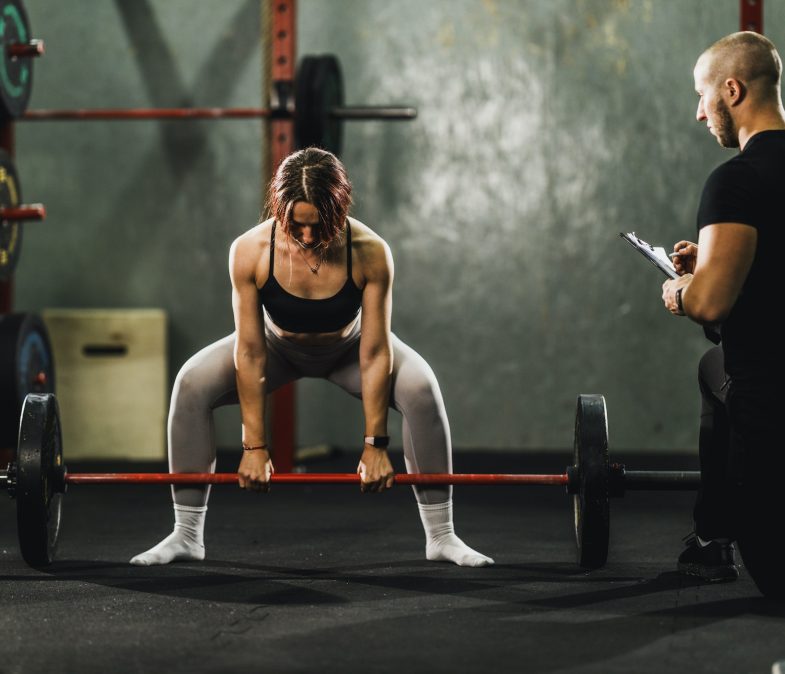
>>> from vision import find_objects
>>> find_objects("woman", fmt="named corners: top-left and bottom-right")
top-left (131, 148), bottom-right (493, 568)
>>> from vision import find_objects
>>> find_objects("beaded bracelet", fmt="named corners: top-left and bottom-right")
top-left (242, 443), bottom-right (268, 451)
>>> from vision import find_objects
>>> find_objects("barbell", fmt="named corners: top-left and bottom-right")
top-left (17, 53), bottom-right (416, 157)
top-left (0, 392), bottom-right (701, 568)
top-left (0, 2), bottom-right (414, 156)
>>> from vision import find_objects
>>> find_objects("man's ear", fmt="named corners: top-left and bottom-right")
top-left (725, 77), bottom-right (747, 106)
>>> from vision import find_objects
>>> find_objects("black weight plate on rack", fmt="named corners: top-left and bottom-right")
top-left (16, 392), bottom-right (63, 565)
top-left (0, 0), bottom-right (34, 119)
top-left (0, 148), bottom-right (22, 280)
top-left (0, 312), bottom-right (55, 448)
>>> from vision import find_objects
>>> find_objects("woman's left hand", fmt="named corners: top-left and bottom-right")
top-left (357, 445), bottom-right (395, 493)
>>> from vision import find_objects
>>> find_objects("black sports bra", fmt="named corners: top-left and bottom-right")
top-left (258, 223), bottom-right (363, 333)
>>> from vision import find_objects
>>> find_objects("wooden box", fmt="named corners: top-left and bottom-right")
top-left (41, 309), bottom-right (167, 460)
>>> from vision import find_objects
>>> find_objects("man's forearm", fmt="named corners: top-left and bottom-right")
top-left (680, 276), bottom-right (730, 325)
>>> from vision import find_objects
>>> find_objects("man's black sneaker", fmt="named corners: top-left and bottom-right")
top-left (677, 532), bottom-right (739, 582)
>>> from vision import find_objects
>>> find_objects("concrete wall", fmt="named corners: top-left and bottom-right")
top-left (13, 1), bottom-right (779, 455)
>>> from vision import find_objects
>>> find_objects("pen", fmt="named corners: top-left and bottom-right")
top-left (669, 251), bottom-right (691, 258)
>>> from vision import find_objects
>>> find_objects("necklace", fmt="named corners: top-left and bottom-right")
top-left (297, 246), bottom-right (325, 274)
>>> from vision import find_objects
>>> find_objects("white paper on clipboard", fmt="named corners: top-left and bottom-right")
top-left (619, 232), bottom-right (679, 280)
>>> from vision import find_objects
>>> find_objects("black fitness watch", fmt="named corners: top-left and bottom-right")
top-left (364, 435), bottom-right (390, 448)
top-left (676, 287), bottom-right (685, 315)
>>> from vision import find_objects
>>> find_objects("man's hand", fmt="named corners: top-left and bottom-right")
top-left (238, 448), bottom-right (274, 492)
top-left (671, 240), bottom-right (698, 275)
top-left (662, 274), bottom-right (692, 316)
top-left (357, 445), bottom-right (395, 493)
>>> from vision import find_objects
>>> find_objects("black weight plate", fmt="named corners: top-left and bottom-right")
top-left (573, 394), bottom-right (610, 569)
top-left (16, 392), bottom-right (63, 565)
top-left (295, 54), bottom-right (344, 155)
top-left (294, 55), bottom-right (317, 150)
top-left (0, 0), bottom-right (34, 119)
top-left (0, 312), bottom-right (55, 448)
top-left (0, 148), bottom-right (22, 280)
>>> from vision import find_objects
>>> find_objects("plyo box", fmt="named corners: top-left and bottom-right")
top-left (42, 308), bottom-right (168, 460)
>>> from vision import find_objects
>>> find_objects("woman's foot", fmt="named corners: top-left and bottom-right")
top-left (130, 504), bottom-right (206, 566)
top-left (418, 500), bottom-right (494, 567)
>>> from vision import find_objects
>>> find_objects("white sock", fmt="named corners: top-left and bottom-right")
top-left (418, 500), bottom-right (494, 567)
top-left (129, 504), bottom-right (207, 566)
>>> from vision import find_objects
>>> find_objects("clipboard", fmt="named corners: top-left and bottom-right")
top-left (619, 232), bottom-right (679, 280)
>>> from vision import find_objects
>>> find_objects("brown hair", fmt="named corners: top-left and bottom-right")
top-left (701, 31), bottom-right (782, 101)
top-left (265, 147), bottom-right (353, 247)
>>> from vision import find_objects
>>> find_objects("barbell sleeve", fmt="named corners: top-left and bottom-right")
top-left (64, 472), bottom-right (570, 486)
top-left (0, 204), bottom-right (47, 221)
top-left (622, 470), bottom-right (701, 490)
top-left (7, 40), bottom-right (45, 58)
top-left (329, 106), bottom-right (417, 120)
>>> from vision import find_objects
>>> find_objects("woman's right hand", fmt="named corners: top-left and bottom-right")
top-left (671, 240), bottom-right (698, 275)
top-left (238, 448), bottom-right (274, 492)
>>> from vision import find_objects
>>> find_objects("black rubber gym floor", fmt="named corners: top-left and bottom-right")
top-left (1, 450), bottom-right (784, 674)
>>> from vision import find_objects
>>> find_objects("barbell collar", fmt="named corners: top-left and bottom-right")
top-left (609, 462), bottom-right (626, 498)
top-left (1, 462), bottom-right (16, 497)
top-left (7, 40), bottom-right (45, 59)
top-left (329, 106), bottom-right (417, 120)
top-left (0, 203), bottom-right (46, 221)
top-left (64, 472), bottom-right (570, 486)
top-left (270, 80), bottom-right (295, 119)
top-left (623, 470), bottom-right (700, 491)
top-left (565, 465), bottom-right (580, 494)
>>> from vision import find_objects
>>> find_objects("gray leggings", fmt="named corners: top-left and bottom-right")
top-left (169, 322), bottom-right (453, 506)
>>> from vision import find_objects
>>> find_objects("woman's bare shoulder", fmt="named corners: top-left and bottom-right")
top-left (348, 218), bottom-right (392, 280)
top-left (230, 219), bottom-right (274, 281)
top-left (349, 218), bottom-right (390, 256)
top-left (232, 219), bottom-right (273, 254)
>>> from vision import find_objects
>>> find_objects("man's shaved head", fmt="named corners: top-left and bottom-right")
top-left (697, 31), bottom-right (782, 101)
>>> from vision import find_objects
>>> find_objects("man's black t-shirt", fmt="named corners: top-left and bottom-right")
top-left (696, 130), bottom-right (785, 384)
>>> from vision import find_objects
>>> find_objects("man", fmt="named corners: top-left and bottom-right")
top-left (662, 31), bottom-right (785, 598)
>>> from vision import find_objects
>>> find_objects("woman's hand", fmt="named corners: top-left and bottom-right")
top-left (357, 445), bottom-right (395, 493)
top-left (238, 448), bottom-right (274, 492)
top-left (671, 240), bottom-right (698, 275)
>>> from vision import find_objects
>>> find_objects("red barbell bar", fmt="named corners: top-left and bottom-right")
top-left (64, 472), bottom-right (570, 486)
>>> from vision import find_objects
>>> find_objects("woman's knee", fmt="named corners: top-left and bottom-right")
top-left (172, 364), bottom-right (206, 409)
top-left (172, 357), bottom-right (226, 409)
top-left (394, 367), bottom-right (444, 419)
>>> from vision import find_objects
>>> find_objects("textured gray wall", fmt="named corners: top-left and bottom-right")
top-left (13, 1), bottom-right (778, 454)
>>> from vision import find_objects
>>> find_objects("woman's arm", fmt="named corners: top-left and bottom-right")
top-left (357, 235), bottom-right (395, 492)
top-left (229, 235), bottom-right (274, 491)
